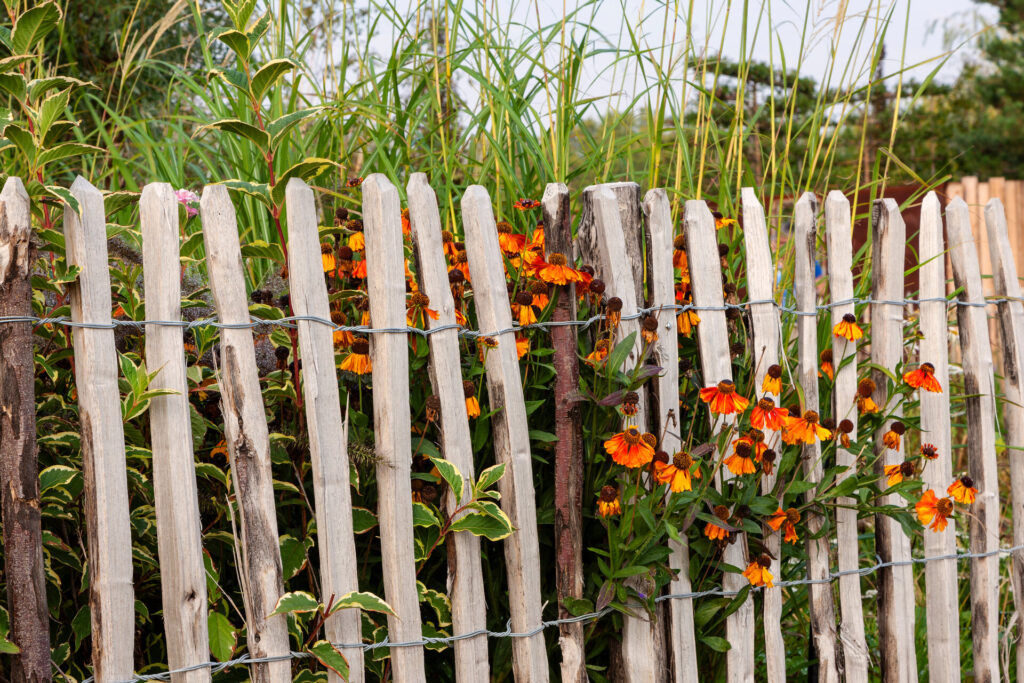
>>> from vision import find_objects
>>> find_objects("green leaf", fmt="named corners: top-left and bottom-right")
top-left (246, 10), bottom-right (272, 45)
top-left (529, 429), bottom-right (558, 443)
top-left (0, 55), bottom-right (31, 74)
top-left (3, 123), bottom-right (35, 165)
top-left (307, 640), bottom-right (349, 679)
top-left (412, 501), bottom-right (440, 528)
top-left (607, 331), bottom-right (638, 373)
top-left (467, 500), bottom-right (509, 523)
top-left (417, 582), bottom-right (452, 627)
top-left (221, 179), bottom-right (271, 209)
top-left (45, 185), bottom-right (80, 215)
top-left (27, 75), bottom-right (89, 100)
top-left (209, 27), bottom-right (250, 59)
top-left (330, 590), bottom-right (396, 616)
top-left (268, 590), bottom-right (320, 616)
top-left (251, 58), bottom-right (296, 102)
top-left (279, 534), bottom-right (309, 581)
top-left (0, 606), bottom-right (19, 654)
top-left (40, 465), bottom-right (79, 492)
top-left (180, 231), bottom-right (206, 260)
top-left (37, 142), bottom-right (99, 168)
top-left (267, 108), bottom-right (320, 148)
top-left (223, 0), bottom-right (258, 29)
top-left (0, 72), bottom-right (26, 101)
top-left (352, 507), bottom-right (377, 534)
top-left (428, 457), bottom-right (464, 504)
top-left (700, 636), bottom-right (731, 653)
top-left (198, 119), bottom-right (269, 153)
top-left (10, 2), bottom-right (62, 54)
top-left (270, 158), bottom-right (339, 205)
top-left (475, 462), bottom-right (506, 492)
top-left (207, 612), bottom-right (237, 662)
top-left (208, 68), bottom-right (249, 95)
top-left (448, 511), bottom-right (514, 540)
top-left (240, 239), bottom-right (285, 264)
top-left (35, 87), bottom-right (69, 139)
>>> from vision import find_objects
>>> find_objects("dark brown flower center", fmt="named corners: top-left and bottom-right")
top-left (673, 452), bottom-right (693, 469)
top-left (767, 364), bottom-right (782, 379)
top-left (785, 508), bottom-right (801, 524)
top-left (858, 378), bottom-right (876, 398)
top-left (548, 253), bottom-right (568, 266)
top-left (352, 338), bottom-right (370, 354)
top-left (623, 426), bottom-right (642, 444)
top-left (758, 397), bottom-right (776, 411)
top-left (600, 485), bottom-right (618, 502)
top-left (714, 505), bottom-right (730, 521)
top-left (937, 498), bottom-right (954, 516)
top-left (717, 380), bottom-right (736, 394)
top-left (842, 313), bottom-right (856, 324)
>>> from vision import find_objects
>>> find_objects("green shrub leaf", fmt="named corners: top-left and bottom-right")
top-left (10, 2), bottom-right (62, 55)
top-left (207, 612), bottom-right (237, 662)
top-left (268, 590), bottom-right (320, 616)
top-left (307, 640), bottom-right (349, 679)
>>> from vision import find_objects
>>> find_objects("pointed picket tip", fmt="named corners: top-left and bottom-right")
top-left (1, 175), bottom-right (28, 203)
top-left (70, 174), bottom-right (101, 196)
top-left (947, 195), bottom-right (969, 210)
top-left (139, 182), bottom-right (174, 205)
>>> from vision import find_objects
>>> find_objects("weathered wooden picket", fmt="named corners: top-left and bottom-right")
top-left (3, 171), bottom-right (1024, 683)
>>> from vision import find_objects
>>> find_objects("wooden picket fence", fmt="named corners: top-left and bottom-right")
top-left (2, 171), bottom-right (1024, 683)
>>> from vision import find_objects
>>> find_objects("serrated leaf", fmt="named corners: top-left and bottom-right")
top-left (210, 27), bottom-right (250, 59)
top-left (268, 590), bottom-right (320, 616)
top-left (221, 179), bottom-right (271, 209)
top-left (0, 72), bottom-right (26, 101)
top-left (10, 2), bottom-right (62, 55)
top-left (198, 118), bottom-right (269, 153)
top-left (46, 185), bottom-right (80, 215)
top-left (35, 87), bottom-right (69, 138)
top-left (330, 590), bottom-right (396, 616)
top-left (428, 457), bottom-right (464, 504)
top-left (27, 75), bottom-right (89, 100)
top-left (270, 158), bottom-right (338, 205)
top-left (223, 0), bottom-right (258, 28)
top-left (448, 511), bottom-right (514, 540)
top-left (3, 123), bottom-right (35, 165)
top-left (307, 640), bottom-right (349, 679)
top-left (475, 462), bottom-right (505, 492)
top-left (207, 612), bottom-right (237, 662)
top-left (40, 465), bottom-right (79, 492)
top-left (37, 141), bottom-right (99, 167)
top-left (251, 58), bottom-right (296, 102)
top-left (0, 55), bottom-right (31, 74)
top-left (267, 108), bottom-right (320, 148)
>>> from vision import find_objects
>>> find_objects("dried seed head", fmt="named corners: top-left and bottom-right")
top-left (337, 245), bottom-right (354, 260)
top-left (448, 269), bottom-right (465, 284)
top-left (589, 279), bottom-right (606, 295)
top-left (579, 264), bottom-right (594, 276)
top-left (857, 378), bottom-right (876, 398)
top-left (624, 391), bottom-right (639, 405)
top-left (767, 364), bottom-right (782, 378)
top-left (723, 283), bottom-right (737, 295)
top-left (642, 315), bottom-right (659, 332)
top-left (718, 243), bottom-right (729, 257)
top-left (714, 505), bottom-right (730, 521)
top-left (425, 395), bottom-right (441, 413)
top-left (785, 508), bottom-right (801, 525)
top-left (463, 380), bottom-right (475, 398)
top-left (330, 310), bottom-right (347, 325)
top-left (606, 297), bottom-right (623, 312)
top-left (891, 421), bottom-right (906, 435)
top-left (762, 448), bottom-right (777, 463)
top-left (839, 419), bottom-right (854, 434)
top-left (275, 346), bottom-right (290, 361)
top-left (673, 234), bottom-right (686, 249)
top-left (410, 292), bottom-right (430, 307)
top-left (758, 553), bottom-right (773, 568)
top-left (641, 432), bottom-right (658, 448)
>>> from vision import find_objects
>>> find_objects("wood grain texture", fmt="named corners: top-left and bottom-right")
top-left (361, 174), bottom-right (428, 681)
top-left (0, 177), bottom-right (51, 682)
top-left (918, 191), bottom-right (961, 683)
top-left (792, 193), bottom-right (841, 682)
top-left (140, 183), bottom-right (211, 683)
top-left (739, 187), bottom-right (783, 683)
top-left (542, 182), bottom-right (587, 683)
top-left (684, 199), bottom-right (754, 683)
top-left (578, 182), bottom-right (646, 306)
top-left (407, 173), bottom-right (489, 682)
top-left (870, 199), bottom-right (917, 683)
top-left (645, 188), bottom-right (698, 683)
top-left (947, 197), bottom-right (1001, 683)
top-left (64, 176), bottom-right (136, 683)
top-left (823, 192), bottom-right (869, 683)
top-left (284, 179), bottom-right (364, 683)
top-left (200, 184), bottom-right (290, 683)
top-left (986, 196), bottom-right (1024, 683)
top-left (461, 185), bottom-right (549, 683)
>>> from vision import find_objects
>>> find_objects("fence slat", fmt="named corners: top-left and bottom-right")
top-left (200, 185), bottom-right (290, 682)
top-left (579, 182), bottom-right (646, 306)
top-left (461, 185), bottom-right (549, 682)
top-left (140, 183), bottom-right (211, 683)
top-left (823, 192), bottom-right (870, 683)
top-left (739, 187), bottom-right (784, 683)
top-left (947, 197), bottom-right (1002, 682)
top-left (542, 182), bottom-right (588, 683)
top-left (0, 177), bottom-right (51, 681)
top-left (986, 196), bottom-right (1024, 683)
top-left (870, 199), bottom-right (917, 682)
top-left (919, 191), bottom-right (961, 682)
top-left (64, 176), bottom-right (136, 682)
top-left (645, 188), bottom-right (698, 683)
top-left (407, 173), bottom-right (490, 681)
top-left (285, 178), bottom-right (364, 682)
top-left (792, 193), bottom-right (841, 681)
top-left (684, 199), bottom-right (754, 682)
top-left (361, 175), bottom-right (428, 680)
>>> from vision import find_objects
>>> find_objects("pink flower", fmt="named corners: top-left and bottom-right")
top-left (175, 189), bottom-right (200, 217)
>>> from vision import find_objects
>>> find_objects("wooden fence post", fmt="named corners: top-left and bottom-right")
top-left (461, 185), bottom-right (549, 683)
top-left (792, 193), bottom-right (841, 681)
top-left (986, 196), bottom-right (1024, 683)
top-left (739, 187), bottom-right (784, 683)
top-left (578, 182), bottom-right (646, 306)
top-left (140, 183), bottom-right (211, 683)
top-left (200, 184), bottom-right (290, 683)
top-left (684, 198), bottom-right (754, 682)
top-left (285, 178), bottom-right (364, 682)
top-left (361, 174), bottom-right (428, 681)
top-left (823, 191), bottom-right (869, 683)
top-left (946, 198), bottom-right (1001, 682)
top-left (407, 173), bottom-right (490, 681)
top-left (644, 188), bottom-right (698, 683)
top-left (0, 177), bottom-right (51, 681)
top-left (542, 182), bottom-right (587, 683)
top-left (918, 191), bottom-right (961, 681)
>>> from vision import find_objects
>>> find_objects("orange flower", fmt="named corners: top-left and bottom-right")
top-left (401, 207), bottom-right (411, 236)
top-left (767, 507), bottom-right (801, 544)
top-left (705, 505), bottom-right (732, 541)
top-left (832, 313), bottom-right (863, 341)
top-left (352, 258), bottom-right (368, 279)
top-left (948, 475), bottom-right (978, 504)
top-left (538, 253), bottom-right (584, 285)
top-left (496, 221), bottom-right (527, 255)
top-left (782, 410), bottom-right (832, 445)
top-left (321, 243), bottom-right (336, 273)
top-left (340, 338), bottom-right (372, 375)
top-left (597, 485), bottom-right (622, 517)
top-left (882, 421), bottom-right (905, 451)
top-left (603, 426), bottom-right (656, 468)
top-left (346, 176), bottom-right (364, 187)
top-left (514, 198), bottom-right (541, 210)
top-left (529, 281), bottom-right (549, 308)
top-left (724, 439), bottom-right (757, 476)
top-left (442, 230), bottom-right (458, 259)
top-left (654, 452), bottom-right (700, 492)
top-left (586, 339), bottom-right (611, 366)
top-left (762, 364), bottom-right (783, 395)
top-left (348, 230), bottom-right (365, 252)
top-left (515, 335), bottom-right (530, 359)
top-left (451, 250), bottom-right (471, 282)
top-left (751, 397), bottom-right (789, 431)
top-left (699, 380), bottom-right (749, 415)
top-left (640, 314), bottom-right (659, 344)
top-left (407, 292), bottom-right (440, 328)
top-left (673, 234), bottom-right (688, 270)
top-left (903, 362), bottom-right (942, 393)
top-left (677, 309), bottom-right (700, 337)
top-left (463, 380), bottom-right (480, 418)
top-left (331, 311), bottom-right (354, 348)
top-left (916, 489), bottom-right (953, 532)
top-left (883, 461), bottom-right (915, 487)
top-left (713, 212), bottom-right (737, 230)
top-left (819, 349), bottom-right (834, 381)
top-left (921, 443), bottom-right (939, 460)
top-left (513, 290), bottom-right (540, 326)
top-left (743, 554), bottom-right (774, 587)
top-left (530, 224), bottom-right (545, 246)
top-left (856, 378), bottom-right (879, 414)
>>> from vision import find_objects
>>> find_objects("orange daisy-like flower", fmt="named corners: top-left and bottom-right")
top-left (677, 308), bottom-right (700, 337)
top-left (948, 475), bottom-right (978, 504)
top-left (321, 243), bottom-right (337, 273)
top-left (513, 291), bottom-right (540, 326)
top-left (603, 426), bottom-right (656, 468)
top-left (451, 250), bottom-right (472, 283)
top-left (673, 234), bottom-right (688, 270)
top-left (496, 221), bottom-right (527, 255)
top-left (819, 349), bottom-right (834, 381)
top-left (597, 485), bottom-right (622, 518)
top-left (585, 338), bottom-right (611, 366)
top-left (903, 362), bottom-right (942, 393)
top-left (654, 451), bottom-right (701, 493)
top-left (463, 380), bottom-right (481, 418)
top-left (442, 230), bottom-right (458, 259)
top-left (340, 338), bottom-right (372, 375)
top-left (856, 378), bottom-right (879, 414)
top-left (713, 212), bottom-right (737, 231)
top-left (514, 198), bottom-right (541, 210)
top-left (705, 505), bottom-right (732, 541)
top-left (743, 554), bottom-right (774, 587)
top-left (537, 253), bottom-right (584, 285)
top-left (916, 489), bottom-right (953, 532)
top-left (331, 311), bottom-right (354, 348)
top-left (352, 258), bottom-right (368, 279)
top-left (782, 410), bottom-right (832, 445)
top-left (883, 461), bottom-right (915, 487)
top-left (529, 281), bottom-right (550, 308)
top-left (515, 335), bottom-right (530, 359)
top-left (699, 380), bottom-right (750, 416)
top-left (921, 443), bottom-right (939, 460)
top-left (348, 230), bottom-right (365, 253)
top-left (751, 397), bottom-right (789, 431)
top-left (724, 440), bottom-right (757, 476)
top-left (407, 292), bottom-right (440, 328)
top-left (762, 364), bottom-right (783, 395)
top-left (832, 313), bottom-right (863, 342)
top-left (882, 421), bottom-right (905, 451)
top-left (767, 507), bottom-right (801, 544)
top-left (346, 176), bottom-right (364, 187)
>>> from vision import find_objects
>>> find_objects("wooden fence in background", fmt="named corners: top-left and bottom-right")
top-left (2, 172), bottom-right (1024, 682)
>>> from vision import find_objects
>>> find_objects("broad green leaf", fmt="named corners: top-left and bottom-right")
top-left (270, 158), bottom-right (339, 205)
top-left (3, 123), bottom-right (35, 165)
top-left (209, 27), bottom-right (250, 59)
top-left (700, 636), bottom-right (731, 652)
top-left (268, 590), bottom-right (320, 616)
top-left (606, 331), bottom-right (638, 373)
top-left (330, 590), bottom-right (396, 616)
top-left (0, 72), bottom-right (26, 101)
top-left (198, 119), bottom-right (269, 153)
top-left (221, 179), bottom-right (271, 209)
top-left (475, 462), bottom-right (506, 492)
top-left (240, 239), bottom-right (285, 264)
top-left (352, 507), bottom-right (377, 534)
top-left (40, 465), bottom-right (79, 492)
top-left (10, 2), bottom-right (62, 54)
top-left (246, 11), bottom-right (272, 46)
top-left (27, 75), bottom-right (89, 100)
top-left (35, 87), bottom-right (69, 139)
top-left (180, 231), bottom-right (206, 260)
top-left (208, 68), bottom-right (249, 95)
top-left (267, 108), bottom-right (320, 148)
top-left (307, 640), bottom-right (349, 679)
top-left (467, 500), bottom-right (509, 524)
top-left (45, 185), bottom-right (80, 215)
top-left (448, 511), bottom-right (514, 540)
top-left (0, 55), bottom-right (31, 74)
top-left (428, 457), bottom-right (464, 504)
top-left (37, 142), bottom-right (99, 167)
top-left (251, 58), bottom-right (296, 103)
top-left (41, 120), bottom-right (75, 146)
top-left (223, 0), bottom-right (258, 29)
top-left (279, 534), bottom-right (309, 581)
top-left (412, 501), bottom-right (440, 528)
top-left (417, 582), bottom-right (452, 627)
top-left (207, 612), bottom-right (237, 662)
